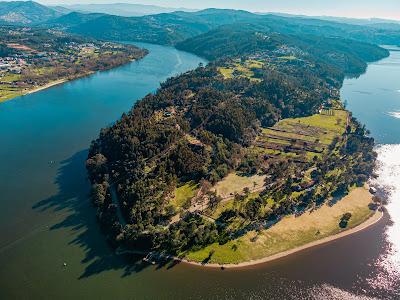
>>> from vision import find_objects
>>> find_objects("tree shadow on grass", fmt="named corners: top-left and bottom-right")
top-left (32, 149), bottom-right (179, 279)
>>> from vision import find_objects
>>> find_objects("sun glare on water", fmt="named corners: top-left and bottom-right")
top-left (388, 112), bottom-right (400, 119)
top-left (367, 145), bottom-right (400, 293)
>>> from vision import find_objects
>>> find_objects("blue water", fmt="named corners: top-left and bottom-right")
top-left (341, 46), bottom-right (400, 144)
top-left (0, 43), bottom-right (206, 249)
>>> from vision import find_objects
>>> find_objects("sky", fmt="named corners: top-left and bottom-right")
top-left (33, 0), bottom-right (400, 20)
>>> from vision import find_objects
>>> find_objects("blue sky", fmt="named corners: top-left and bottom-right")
top-left (35, 0), bottom-right (400, 20)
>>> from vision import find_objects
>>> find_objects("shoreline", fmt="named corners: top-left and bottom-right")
top-left (1, 54), bottom-right (147, 104)
top-left (0, 73), bottom-right (92, 104)
top-left (25, 78), bottom-right (69, 95)
top-left (181, 209), bottom-right (383, 269)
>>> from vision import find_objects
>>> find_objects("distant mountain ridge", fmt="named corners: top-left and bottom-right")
top-left (59, 3), bottom-right (197, 17)
top-left (46, 8), bottom-right (400, 46)
top-left (2, 1), bottom-right (400, 48)
top-left (0, 1), bottom-right (64, 24)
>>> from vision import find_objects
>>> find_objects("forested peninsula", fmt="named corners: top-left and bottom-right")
top-left (86, 27), bottom-right (386, 266)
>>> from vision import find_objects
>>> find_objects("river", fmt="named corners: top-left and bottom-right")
top-left (0, 44), bottom-right (399, 299)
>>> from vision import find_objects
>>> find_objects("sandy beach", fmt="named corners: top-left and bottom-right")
top-left (182, 209), bottom-right (383, 269)
top-left (25, 79), bottom-right (68, 95)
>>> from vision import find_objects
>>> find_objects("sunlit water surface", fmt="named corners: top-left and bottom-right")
top-left (367, 145), bottom-right (400, 295)
top-left (341, 46), bottom-right (400, 299)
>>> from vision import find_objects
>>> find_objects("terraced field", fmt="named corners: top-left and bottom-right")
top-left (255, 109), bottom-right (348, 162)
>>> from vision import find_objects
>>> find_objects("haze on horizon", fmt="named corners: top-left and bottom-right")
top-left (34, 0), bottom-right (400, 21)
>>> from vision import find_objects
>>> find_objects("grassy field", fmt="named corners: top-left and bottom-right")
top-left (185, 186), bottom-right (374, 265)
top-left (218, 59), bottom-right (264, 82)
top-left (0, 74), bottom-right (24, 102)
top-left (213, 173), bottom-right (266, 199)
top-left (172, 182), bottom-right (199, 209)
top-left (255, 109), bottom-right (348, 161)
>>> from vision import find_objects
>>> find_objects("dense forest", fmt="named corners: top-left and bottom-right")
top-left (86, 28), bottom-right (381, 256)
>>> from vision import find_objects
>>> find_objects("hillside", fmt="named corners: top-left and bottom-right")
top-left (0, 1), bottom-right (64, 25)
top-left (176, 25), bottom-right (389, 76)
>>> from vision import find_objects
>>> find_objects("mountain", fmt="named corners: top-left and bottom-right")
top-left (47, 9), bottom-right (258, 45)
top-left (59, 3), bottom-right (196, 17)
top-left (46, 8), bottom-right (400, 46)
top-left (0, 1), bottom-right (64, 25)
top-left (268, 13), bottom-right (400, 32)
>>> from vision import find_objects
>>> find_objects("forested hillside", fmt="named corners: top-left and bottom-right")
top-left (176, 25), bottom-right (389, 76)
top-left (86, 29), bottom-right (381, 257)
top-left (47, 8), bottom-right (400, 46)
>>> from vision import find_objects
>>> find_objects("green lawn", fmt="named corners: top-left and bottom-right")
top-left (172, 182), bottom-right (199, 208)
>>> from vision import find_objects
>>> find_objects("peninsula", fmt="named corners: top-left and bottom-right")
top-left (86, 25), bottom-right (387, 266)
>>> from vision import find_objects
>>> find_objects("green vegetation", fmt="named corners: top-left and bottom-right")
top-left (172, 182), bottom-right (199, 209)
top-left (217, 59), bottom-right (264, 82)
top-left (213, 173), bottom-right (265, 198)
top-left (186, 187), bottom-right (374, 264)
top-left (47, 8), bottom-right (400, 47)
top-left (256, 108), bottom-right (348, 161)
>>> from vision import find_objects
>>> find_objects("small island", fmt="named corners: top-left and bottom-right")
top-left (86, 27), bottom-right (386, 267)
top-left (0, 26), bottom-right (148, 102)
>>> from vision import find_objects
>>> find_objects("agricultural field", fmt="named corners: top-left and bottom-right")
top-left (255, 108), bottom-right (348, 162)
top-left (218, 59), bottom-right (264, 82)
top-left (0, 74), bottom-right (24, 102)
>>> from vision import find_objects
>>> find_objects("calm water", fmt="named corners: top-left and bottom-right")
top-left (0, 44), bottom-right (399, 299)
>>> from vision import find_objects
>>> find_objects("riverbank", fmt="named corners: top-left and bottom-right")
top-left (25, 79), bottom-right (68, 95)
top-left (1, 71), bottom-right (102, 103)
top-left (0, 55), bottom-right (147, 104)
top-left (183, 186), bottom-right (382, 268)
